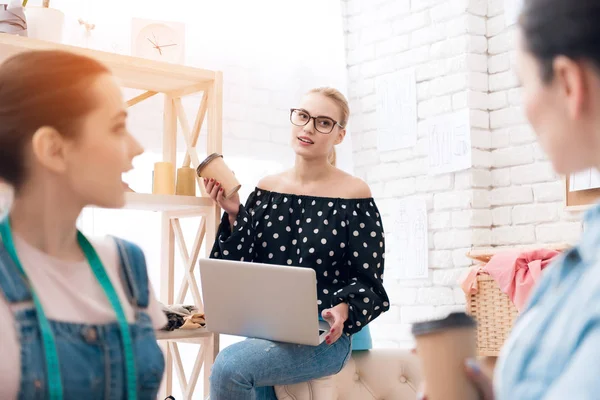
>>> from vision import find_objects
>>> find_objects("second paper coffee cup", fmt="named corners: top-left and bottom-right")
top-left (412, 312), bottom-right (478, 400)
top-left (196, 153), bottom-right (241, 199)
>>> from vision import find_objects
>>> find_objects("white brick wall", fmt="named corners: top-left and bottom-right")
top-left (486, 2), bottom-right (583, 251)
top-left (343, 0), bottom-right (584, 348)
top-left (343, 0), bottom-right (486, 347)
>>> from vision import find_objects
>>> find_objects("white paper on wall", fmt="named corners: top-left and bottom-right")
top-left (505, 0), bottom-right (524, 26)
top-left (386, 198), bottom-right (428, 280)
top-left (427, 109), bottom-right (472, 175)
top-left (569, 168), bottom-right (600, 192)
top-left (375, 69), bottom-right (417, 152)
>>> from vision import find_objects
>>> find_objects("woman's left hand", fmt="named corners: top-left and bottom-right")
top-left (321, 303), bottom-right (348, 345)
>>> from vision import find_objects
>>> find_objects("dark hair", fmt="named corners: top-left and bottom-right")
top-left (519, 0), bottom-right (600, 83)
top-left (0, 50), bottom-right (110, 190)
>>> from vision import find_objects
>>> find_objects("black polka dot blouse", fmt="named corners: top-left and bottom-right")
top-left (210, 188), bottom-right (390, 335)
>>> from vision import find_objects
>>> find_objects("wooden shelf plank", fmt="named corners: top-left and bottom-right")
top-left (123, 192), bottom-right (213, 212)
top-left (0, 34), bottom-right (215, 93)
top-left (156, 328), bottom-right (212, 342)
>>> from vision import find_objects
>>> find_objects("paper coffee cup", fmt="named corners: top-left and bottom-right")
top-left (412, 312), bottom-right (478, 400)
top-left (196, 153), bottom-right (241, 199)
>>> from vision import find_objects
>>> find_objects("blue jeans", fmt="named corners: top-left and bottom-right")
top-left (210, 335), bottom-right (352, 400)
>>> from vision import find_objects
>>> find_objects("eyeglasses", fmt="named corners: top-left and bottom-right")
top-left (290, 108), bottom-right (344, 134)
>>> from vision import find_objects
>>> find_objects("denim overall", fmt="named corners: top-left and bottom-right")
top-left (0, 237), bottom-right (165, 400)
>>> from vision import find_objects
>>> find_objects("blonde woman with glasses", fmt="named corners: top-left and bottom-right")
top-left (204, 87), bottom-right (390, 399)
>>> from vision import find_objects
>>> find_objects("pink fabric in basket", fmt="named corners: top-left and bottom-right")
top-left (483, 249), bottom-right (560, 311)
top-left (461, 265), bottom-right (484, 296)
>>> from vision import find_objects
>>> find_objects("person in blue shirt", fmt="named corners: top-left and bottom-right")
top-left (422, 0), bottom-right (600, 399)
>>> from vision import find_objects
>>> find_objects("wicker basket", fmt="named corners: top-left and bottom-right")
top-left (465, 245), bottom-right (569, 356)
top-left (466, 273), bottom-right (519, 356)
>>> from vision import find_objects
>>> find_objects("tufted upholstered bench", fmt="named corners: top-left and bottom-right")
top-left (274, 349), bottom-right (422, 400)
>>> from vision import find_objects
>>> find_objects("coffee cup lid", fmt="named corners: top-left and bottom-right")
top-left (411, 312), bottom-right (476, 336)
top-left (196, 153), bottom-right (223, 176)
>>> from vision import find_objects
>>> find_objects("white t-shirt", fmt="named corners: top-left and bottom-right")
top-left (0, 235), bottom-right (167, 399)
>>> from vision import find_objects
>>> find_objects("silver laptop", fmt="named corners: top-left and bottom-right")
top-left (199, 258), bottom-right (329, 346)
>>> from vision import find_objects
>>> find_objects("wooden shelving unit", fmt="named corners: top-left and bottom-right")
top-left (0, 34), bottom-right (222, 400)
